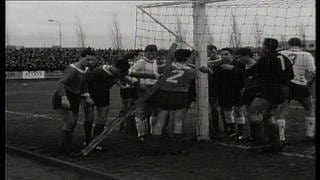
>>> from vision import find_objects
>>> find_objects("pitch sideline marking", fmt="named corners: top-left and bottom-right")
top-left (6, 110), bottom-right (314, 160)
top-left (213, 141), bottom-right (314, 159)
top-left (5, 110), bottom-right (117, 126)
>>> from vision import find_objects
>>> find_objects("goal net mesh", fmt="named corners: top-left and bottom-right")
top-left (135, 0), bottom-right (315, 50)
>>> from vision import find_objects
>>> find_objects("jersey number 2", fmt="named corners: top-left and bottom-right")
top-left (166, 70), bottom-right (184, 83)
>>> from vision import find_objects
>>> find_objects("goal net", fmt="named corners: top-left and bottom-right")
top-left (134, 0), bottom-right (315, 140)
top-left (135, 0), bottom-right (315, 49)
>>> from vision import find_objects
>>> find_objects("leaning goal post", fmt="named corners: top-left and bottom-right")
top-left (134, 0), bottom-right (315, 140)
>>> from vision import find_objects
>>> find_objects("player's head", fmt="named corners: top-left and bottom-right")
top-left (144, 44), bottom-right (158, 61)
top-left (79, 48), bottom-right (96, 67)
top-left (207, 44), bottom-right (218, 59)
top-left (111, 58), bottom-right (130, 77)
top-left (263, 38), bottom-right (278, 52)
top-left (288, 37), bottom-right (302, 47)
top-left (234, 47), bottom-right (253, 64)
top-left (175, 49), bottom-right (191, 63)
top-left (220, 48), bottom-right (233, 63)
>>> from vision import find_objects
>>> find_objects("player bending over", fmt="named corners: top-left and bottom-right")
top-left (84, 58), bottom-right (130, 147)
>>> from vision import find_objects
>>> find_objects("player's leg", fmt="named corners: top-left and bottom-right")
top-left (263, 104), bottom-right (283, 152)
top-left (220, 106), bottom-right (236, 137)
top-left (173, 108), bottom-right (188, 141)
top-left (233, 105), bottom-right (246, 140)
top-left (92, 105), bottom-right (109, 138)
top-left (134, 102), bottom-right (148, 141)
top-left (119, 97), bottom-right (128, 133)
top-left (152, 108), bottom-right (169, 136)
top-left (209, 96), bottom-right (221, 138)
top-left (83, 101), bottom-right (94, 145)
top-left (277, 99), bottom-right (290, 143)
top-left (60, 92), bottom-right (81, 155)
top-left (247, 97), bottom-right (270, 146)
top-left (299, 96), bottom-right (315, 140)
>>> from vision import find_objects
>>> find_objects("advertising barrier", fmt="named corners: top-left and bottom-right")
top-left (45, 71), bottom-right (63, 79)
top-left (5, 71), bottom-right (63, 80)
top-left (5, 72), bottom-right (23, 79)
top-left (22, 71), bottom-right (45, 79)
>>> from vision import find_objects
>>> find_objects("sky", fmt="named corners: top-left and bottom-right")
top-left (6, 1), bottom-right (160, 49)
top-left (6, 0), bottom-right (315, 49)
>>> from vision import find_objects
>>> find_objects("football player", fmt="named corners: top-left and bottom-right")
top-left (279, 37), bottom-right (316, 142)
top-left (84, 58), bottom-right (130, 146)
top-left (149, 49), bottom-right (197, 141)
top-left (52, 48), bottom-right (96, 155)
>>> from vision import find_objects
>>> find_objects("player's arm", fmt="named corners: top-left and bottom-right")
top-left (305, 53), bottom-right (316, 85)
top-left (164, 35), bottom-right (184, 67)
top-left (56, 66), bottom-right (75, 108)
top-left (81, 73), bottom-right (94, 105)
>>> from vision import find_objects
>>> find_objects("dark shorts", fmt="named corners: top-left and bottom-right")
top-left (90, 91), bottom-right (110, 107)
top-left (218, 91), bottom-right (242, 109)
top-left (240, 86), bottom-right (261, 106)
top-left (52, 91), bottom-right (81, 113)
top-left (120, 88), bottom-right (138, 99)
top-left (257, 85), bottom-right (289, 104)
top-left (288, 82), bottom-right (311, 100)
top-left (149, 90), bottom-right (189, 110)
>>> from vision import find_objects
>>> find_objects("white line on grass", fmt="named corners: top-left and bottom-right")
top-left (212, 142), bottom-right (314, 159)
top-left (6, 110), bottom-right (314, 160)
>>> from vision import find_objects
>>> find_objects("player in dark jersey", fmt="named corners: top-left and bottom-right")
top-left (222, 47), bottom-right (258, 141)
top-left (52, 48), bottom-right (96, 155)
top-left (84, 59), bottom-right (130, 146)
top-left (221, 38), bottom-right (294, 152)
top-left (119, 52), bottom-right (139, 135)
top-left (200, 48), bottom-right (246, 140)
top-left (149, 49), bottom-right (197, 140)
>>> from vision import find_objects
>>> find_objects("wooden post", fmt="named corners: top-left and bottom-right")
top-left (193, 1), bottom-right (210, 140)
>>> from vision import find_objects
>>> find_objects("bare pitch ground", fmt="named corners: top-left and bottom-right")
top-left (5, 79), bottom-right (315, 179)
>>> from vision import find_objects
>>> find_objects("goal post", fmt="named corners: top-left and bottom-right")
top-left (134, 0), bottom-right (315, 140)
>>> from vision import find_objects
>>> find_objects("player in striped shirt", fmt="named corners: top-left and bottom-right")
top-left (279, 37), bottom-right (316, 142)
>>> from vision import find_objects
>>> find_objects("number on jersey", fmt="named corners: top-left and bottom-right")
top-left (166, 70), bottom-right (184, 83)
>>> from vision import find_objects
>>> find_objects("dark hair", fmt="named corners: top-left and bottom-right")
top-left (234, 47), bottom-right (253, 57)
top-left (288, 37), bottom-right (302, 47)
top-left (144, 44), bottom-right (158, 52)
top-left (207, 44), bottom-right (217, 51)
top-left (80, 48), bottom-right (96, 57)
top-left (263, 38), bottom-right (278, 51)
top-left (175, 49), bottom-right (191, 62)
top-left (114, 59), bottom-right (130, 73)
top-left (220, 48), bottom-right (233, 54)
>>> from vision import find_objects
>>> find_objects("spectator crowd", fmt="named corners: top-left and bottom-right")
top-left (5, 47), bottom-right (142, 71)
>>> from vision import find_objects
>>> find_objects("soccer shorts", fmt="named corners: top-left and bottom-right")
top-left (257, 84), bottom-right (289, 104)
top-left (218, 90), bottom-right (242, 109)
top-left (149, 90), bottom-right (189, 110)
top-left (240, 86), bottom-right (261, 106)
top-left (51, 90), bottom-right (81, 113)
top-left (120, 88), bottom-right (138, 99)
top-left (288, 82), bottom-right (311, 100)
top-left (89, 91), bottom-right (110, 107)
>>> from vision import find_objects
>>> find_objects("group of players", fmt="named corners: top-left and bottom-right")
top-left (52, 36), bottom-right (315, 156)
